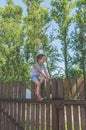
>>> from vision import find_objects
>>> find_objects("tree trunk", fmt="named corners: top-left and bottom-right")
top-left (64, 34), bottom-right (68, 78)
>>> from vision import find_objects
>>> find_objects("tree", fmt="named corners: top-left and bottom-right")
top-left (22, 0), bottom-right (50, 63)
top-left (0, 0), bottom-right (30, 84)
top-left (70, 0), bottom-right (86, 93)
top-left (51, 0), bottom-right (76, 77)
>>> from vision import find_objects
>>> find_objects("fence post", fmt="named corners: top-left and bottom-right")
top-left (46, 81), bottom-right (51, 99)
top-left (57, 79), bottom-right (64, 99)
top-left (0, 102), bottom-right (1, 129)
top-left (51, 79), bottom-right (57, 99)
top-left (51, 79), bottom-right (64, 99)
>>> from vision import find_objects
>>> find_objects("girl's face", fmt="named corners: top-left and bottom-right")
top-left (38, 56), bottom-right (46, 64)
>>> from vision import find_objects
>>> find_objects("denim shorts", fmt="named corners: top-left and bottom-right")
top-left (31, 75), bottom-right (41, 82)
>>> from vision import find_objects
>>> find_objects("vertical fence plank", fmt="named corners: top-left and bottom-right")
top-left (59, 106), bottom-right (65, 130)
top-left (10, 101), bottom-right (14, 130)
top-left (80, 106), bottom-right (86, 130)
top-left (12, 102), bottom-right (16, 130)
top-left (22, 102), bottom-right (25, 129)
top-left (36, 104), bottom-right (39, 130)
top-left (64, 78), bottom-right (71, 99)
top-left (52, 104), bottom-right (58, 130)
top-left (10, 83), bottom-right (13, 98)
top-left (57, 79), bottom-right (64, 99)
top-left (21, 82), bottom-right (26, 98)
top-left (46, 104), bottom-right (50, 130)
top-left (31, 103), bottom-right (35, 130)
top-left (7, 102), bottom-right (10, 130)
top-left (16, 82), bottom-right (20, 98)
top-left (2, 83), bottom-right (6, 98)
top-left (26, 103), bottom-right (31, 130)
top-left (71, 78), bottom-right (77, 99)
top-left (66, 105), bottom-right (72, 130)
top-left (0, 102), bottom-right (1, 129)
top-left (14, 102), bottom-right (17, 129)
top-left (77, 77), bottom-right (85, 99)
top-left (73, 105), bottom-right (79, 130)
top-left (0, 83), bottom-right (2, 97)
top-left (7, 83), bottom-right (10, 98)
top-left (51, 79), bottom-right (57, 99)
top-left (0, 107), bottom-right (4, 130)
top-left (46, 81), bottom-right (51, 99)
top-left (41, 104), bottom-right (45, 130)
top-left (5, 83), bottom-right (8, 98)
top-left (9, 102), bottom-right (13, 130)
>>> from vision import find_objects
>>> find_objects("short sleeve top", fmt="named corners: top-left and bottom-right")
top-left (31, 63), bottom-right (45, 77)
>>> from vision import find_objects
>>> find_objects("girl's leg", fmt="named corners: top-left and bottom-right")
top-left (39, 76), bottom-right (45, 85)
top-left (34, 80), bottom-right (43, 101)
top-left (34, 80), bottom-right (41, 97)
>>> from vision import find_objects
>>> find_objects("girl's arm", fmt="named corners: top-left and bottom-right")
top-left (44, 67), bottom-right (49, 77)
top-left (44, 67), bottom-right (51, 82)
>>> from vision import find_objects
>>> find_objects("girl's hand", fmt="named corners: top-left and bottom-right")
top-left (46, 76), bottom-right (51, 82)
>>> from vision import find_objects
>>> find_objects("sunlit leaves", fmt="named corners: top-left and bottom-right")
top-left (23, 0), bottom-right (49, 60)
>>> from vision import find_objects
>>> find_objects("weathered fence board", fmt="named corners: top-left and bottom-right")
top-left (66, 106), bottom-right (72, 130)
top-left (0, 82), bottom-right (26, 98)
top-left (73, 106), bottom-right (79, 130)
top-left (41, 104), bottom-right (45, 130)
top-left (80, 106), bottom-right (86, 130)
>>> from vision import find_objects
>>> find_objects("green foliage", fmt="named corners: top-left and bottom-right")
top-left (0, 1), bottom-right (31, 87)
top-left (51, 0), bottom-right (77, 77)
top-left (0, 4), bottom-right (23, 22)
top-left (70, 0), bottom-right (86, 78)
top-left (0, 0), bottom-right (85, 85)
top-left (23, 0), bottom-right (50, 61)
top-left (68, 67), bottom-right (83, 78)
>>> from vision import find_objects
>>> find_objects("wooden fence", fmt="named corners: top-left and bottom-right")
top-left (0, 77), bottom-right (86, 130)
top-left (0, 77), bottom-right (86, 99)
top-left (0, 99), bottom-right (86, 130)
top-left (52, 100), bottom-right (86, 130)
top-left (0, 99), bottom-right (53, 130)
top-left (31, 76), bottom-right (86, 100)
top-left (0, 81), bottom-right (26, 98)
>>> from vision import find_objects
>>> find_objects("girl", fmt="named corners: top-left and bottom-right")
top-left (31, 54), bottom-right (50, 101)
